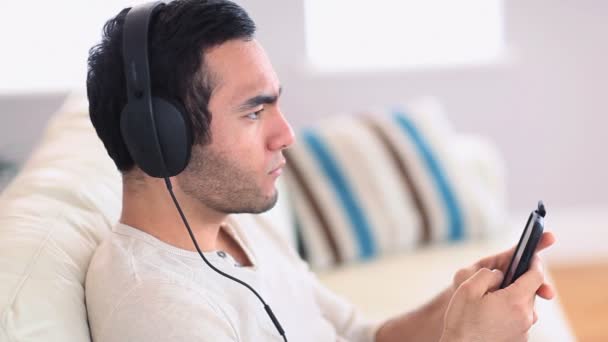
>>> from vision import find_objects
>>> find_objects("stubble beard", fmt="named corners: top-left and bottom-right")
top-left (176, 144), bottom-right (278, 214)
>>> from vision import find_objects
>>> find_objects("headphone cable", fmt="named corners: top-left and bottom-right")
top-left (163, 178), bottom-right (287, 342)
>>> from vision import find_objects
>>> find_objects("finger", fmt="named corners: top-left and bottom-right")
top-left (533, 309), bottom-right (538, 325)
top-left (478, 231), bottom-right (556, 272)
top-left (536, 283), bottom-right (556, 300)
top-left (506, 256), bottom-right (544, 297)
top-left (453, 264), bottom-right (479, 288)
top-left (474, 247), bottom-right (515, 271)
top-left (535, 231), bottom-right (556, 254)
top-left (461, 268), bottom-right (504, 298)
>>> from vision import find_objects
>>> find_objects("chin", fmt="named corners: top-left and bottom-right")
top-left (255, 189), bottom-right (279, 213)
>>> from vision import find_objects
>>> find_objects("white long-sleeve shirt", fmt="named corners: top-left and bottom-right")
top-left (85, 214), bottom-right (381, 341)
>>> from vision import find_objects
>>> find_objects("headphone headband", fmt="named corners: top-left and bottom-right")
top-left (123, 1), bottom-right (163, 103)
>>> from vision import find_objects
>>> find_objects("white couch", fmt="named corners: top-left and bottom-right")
top-left (0, 94), bottom-right (576, 341)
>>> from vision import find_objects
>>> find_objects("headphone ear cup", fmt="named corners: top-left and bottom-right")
top-left (120, 98), bottom-right (191, 178)
top-left (169, 99), bottom-right (194, 148)
top-left (150, 97), bottom-right (192, 176)
top-left (121, 101), bottom-right (167, 178)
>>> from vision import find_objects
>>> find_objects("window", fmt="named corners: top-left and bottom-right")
top-left (304, 0), bottom-right (506, 72)
top-left (0, 1), bottom-right (149, 93)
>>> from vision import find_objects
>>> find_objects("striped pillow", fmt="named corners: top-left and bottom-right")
top-left (284, 102), bottom-right (505, 269)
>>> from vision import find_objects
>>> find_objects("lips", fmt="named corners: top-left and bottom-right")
top-left (268, 160), bottom-right (286, 174)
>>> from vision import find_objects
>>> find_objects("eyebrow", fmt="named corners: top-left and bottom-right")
top-left (237, 86), bottom-right (283, 112)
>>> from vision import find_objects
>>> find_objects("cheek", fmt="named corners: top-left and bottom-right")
top-left (209, 119), bottom-right (242, 153)
top-left (213, 122), bottom-right (267, 172)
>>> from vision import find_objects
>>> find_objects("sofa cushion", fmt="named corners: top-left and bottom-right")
top-left (284, 99), bottom-right (507, 269)
top-left (0, 94), bottom-right (120, 341)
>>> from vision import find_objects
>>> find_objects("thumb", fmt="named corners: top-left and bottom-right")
top-left (461, 268), bottom-right (504, 297)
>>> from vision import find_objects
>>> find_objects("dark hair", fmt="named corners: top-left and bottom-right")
top-left (87, 0), bottom-right (256, 172)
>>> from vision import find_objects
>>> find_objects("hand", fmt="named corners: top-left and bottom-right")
top-left (451, 231), bottom-right (556, 325)
top-left (452, 231), bottom-right (556, 300)
top-left (441, 256), bottom-right (546, 342)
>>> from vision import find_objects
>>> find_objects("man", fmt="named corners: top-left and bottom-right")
top-left (85, 1), bottom-right (556, 341)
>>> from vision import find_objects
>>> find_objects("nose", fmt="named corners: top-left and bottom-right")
top-left (267, 108), bottom-right (295, 151)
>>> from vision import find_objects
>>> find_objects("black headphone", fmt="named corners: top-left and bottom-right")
top-left (119, 2), bottom-right (287, 341)
top-left (120, 1), bottom-right (192, 179)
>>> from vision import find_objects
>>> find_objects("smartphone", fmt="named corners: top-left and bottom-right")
top-left (499, 201), bottom-right (546, 289)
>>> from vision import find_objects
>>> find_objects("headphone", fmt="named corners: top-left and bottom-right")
top-left (120, 1), bottom-right (192, 178)
top-left (120, 2), bottom-right (287, 341)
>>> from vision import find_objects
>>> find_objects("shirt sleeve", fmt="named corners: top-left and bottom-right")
top-left (93, 281), bottom-right (238, 342)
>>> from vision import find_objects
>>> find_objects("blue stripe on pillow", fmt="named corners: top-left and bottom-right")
top-left (302, 130), bottom-right (377, 259)
top-left (393, 110), bottom-right (465, 241)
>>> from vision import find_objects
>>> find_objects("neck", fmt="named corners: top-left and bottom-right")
top-left (120, 175), bottom-right (228, 253)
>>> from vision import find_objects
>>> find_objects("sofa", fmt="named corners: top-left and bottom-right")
top-left (0, 93), bottom-right (576, 341)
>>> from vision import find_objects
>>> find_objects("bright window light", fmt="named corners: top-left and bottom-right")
top-left (304, 0), bottom-right (506, 72)
top-left (0, 1), bottom-right (150, 94)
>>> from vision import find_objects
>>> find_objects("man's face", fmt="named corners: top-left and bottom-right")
top-left (176, 39), bottom-right (294, 214)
